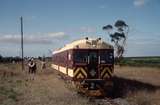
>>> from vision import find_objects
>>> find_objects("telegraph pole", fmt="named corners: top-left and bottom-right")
top-left (20, 16), bottom-right (24, 71)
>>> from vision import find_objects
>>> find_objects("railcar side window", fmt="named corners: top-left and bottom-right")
top-left (74, 51), bottom-right (88, 63)
top-left (100, 51), bottom-right (113, 64)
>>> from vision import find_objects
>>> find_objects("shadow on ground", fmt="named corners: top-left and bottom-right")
top-left (107, 76), bottom-right (160, 98)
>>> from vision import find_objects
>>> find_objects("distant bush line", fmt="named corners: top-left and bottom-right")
top-left (0, 55), bottom-right (52, 63)
top-left (119, 56), bottom-right (160, 68)
top-left (0, 55), bottom-right (22, 63)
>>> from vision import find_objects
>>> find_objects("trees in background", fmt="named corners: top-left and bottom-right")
top-left (0, 54), bottom-right (2, 61)
top-left (0, 55), bottom-right (21, 63)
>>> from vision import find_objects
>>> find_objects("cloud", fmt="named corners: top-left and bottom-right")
top-left (0, 32), bottom-right (67, 44)
top-left (133, 0), bottom-right (148, 7)
top-left (47, 32), bottom-right (66, 38)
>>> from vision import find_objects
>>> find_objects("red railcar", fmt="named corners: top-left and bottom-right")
top-left (52, 37), bottom-right (114, 96)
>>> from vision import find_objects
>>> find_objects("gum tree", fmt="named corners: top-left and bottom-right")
top-left (103, 20), bottom-right (129, 63)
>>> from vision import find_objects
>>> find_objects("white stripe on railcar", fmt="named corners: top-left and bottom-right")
top-left (51, 64), bottom-right (74, 77)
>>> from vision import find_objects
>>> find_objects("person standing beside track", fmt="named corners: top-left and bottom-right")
top-left (41, 58), bottom-right (46, 70)
top-left (28, 58), bottom-right (37, 80)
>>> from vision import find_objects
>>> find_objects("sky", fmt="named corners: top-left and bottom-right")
top-left (0, 0), bottom-right (160, 57)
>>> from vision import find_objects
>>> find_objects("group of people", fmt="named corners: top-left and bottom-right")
top-left (27, 58), bottom-right (46, 80)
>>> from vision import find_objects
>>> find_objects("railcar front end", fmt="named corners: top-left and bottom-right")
top-left (52, 38), bottom-right (114, 96)
top-left (73, 49), bottom-right (114, 96)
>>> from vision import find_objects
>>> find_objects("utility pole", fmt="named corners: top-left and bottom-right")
top-left (20, 16), bottom-right (24, 71)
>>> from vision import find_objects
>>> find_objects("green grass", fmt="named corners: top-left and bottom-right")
top-left (119, 56), bottom-right (160, 68)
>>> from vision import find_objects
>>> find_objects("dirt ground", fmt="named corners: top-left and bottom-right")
top-left (0, 62), bottom-right (160, 105)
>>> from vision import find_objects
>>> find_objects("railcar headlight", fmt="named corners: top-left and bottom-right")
top-left (109, 55), bottom-right (113, 59)
top-left (90, 82), bottom-right (95, 89)
top-left (90, 69), bottom-right (96, 77)
top-left (109, 53), bottom-right (113, 60)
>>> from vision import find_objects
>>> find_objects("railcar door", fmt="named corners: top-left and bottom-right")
top-left (88, 51), bottom-right (98, 79)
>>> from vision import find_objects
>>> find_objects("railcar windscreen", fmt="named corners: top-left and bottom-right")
top-left (89, 52), bottom-right (98, 64)
top-left (100, 50), bottom-right (113, 64)
top-left (74, 51), bottom-right (88, 63)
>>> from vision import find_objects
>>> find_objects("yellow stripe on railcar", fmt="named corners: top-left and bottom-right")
top-left (101, 67), bottom-right (113, 79)
top-left (74, 67), bottom-right (87, 79)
